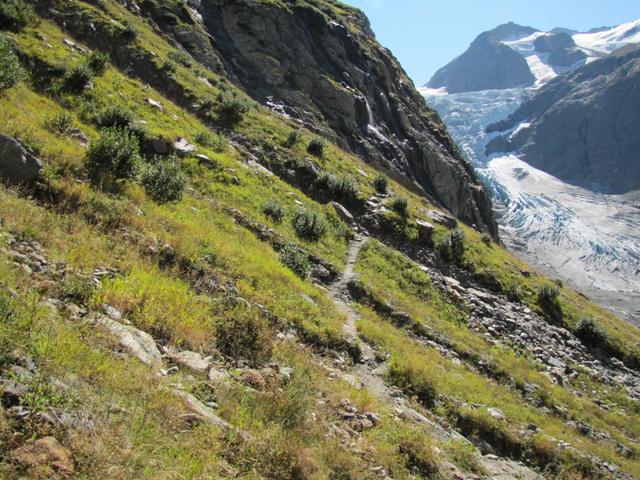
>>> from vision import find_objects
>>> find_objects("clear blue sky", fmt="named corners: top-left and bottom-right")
top-left (345, 0), bottom-right (639, 85)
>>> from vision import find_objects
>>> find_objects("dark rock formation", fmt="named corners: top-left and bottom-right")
top-left (534, 33), bottom-right (586, 68)
top-left (486, 44), bottom-right (640, 194)
top-left (140, 0), bottom-right (498, 237)
top-left (427, 32), bottom-right (535, 93)
top-left (427, 22), bottom-right (538, 93)
top-left (0, 134), bottom-right (43, 185)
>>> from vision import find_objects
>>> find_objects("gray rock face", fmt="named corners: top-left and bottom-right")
top-left (0, 135), bottom-right (43, 185)
top-left (428, 32), bottom-right (536, 93)
top-left (486, 44), bottom-right (640, 194)
top-left (175, 0), bottom-right (497, 237)
top-left (534, 33), bottom-right (587, 68)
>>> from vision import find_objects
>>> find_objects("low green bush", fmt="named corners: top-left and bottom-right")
top-left (537, 285), bottom-right (563, 323)
top-left (285, 130), bottom-right (301, 147)
top-left (217, 93), bottom-right (249, 128)
top-left (45, 112), bottom-right (73, 134)
top-left (86, 50), bottom-right (110, 75)
top-left (0, 0), bottom-right (37, 31)
top-left (306, 138), bottom-right (326, 158)
top-left (167, 50), bottom-right (192, 68)
top-left (397, 431), bottom-right (439, 477)
top-left (261, 200), bottom-right (285, 223)
top-left (390, 196), bottom-right (408, 217)
top-left (85, 127), bottom-right (141, 185)
top-left (0, 37), bottom-right (24, 92)
top-left (93, 105), bottom-right (134, 129)
top-left (278, 244), bottom-right (311, 279)
top-left (63, 63), bottom-right (94, 93)
top-left (194, 130), bottom-right (227, 152)
top-left (435, 228), bottom-right (466, 265)
top-left (215, 305), bottom-right (273, 367)
top-left (373, 173), bottom-right (388, 194)
top-left (140, 157), bottom-right (186, 204)
top-left (55, 274), bottom-right (95, 305)
top-left (292, 209), bottom-right (327, 242)
top-left (575, 318), bottom-right (607, 349)
top-left (315, 173), bottom-right (358, 203)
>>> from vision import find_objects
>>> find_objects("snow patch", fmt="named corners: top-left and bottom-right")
top-left (574, 18), bottom-right (640, 55)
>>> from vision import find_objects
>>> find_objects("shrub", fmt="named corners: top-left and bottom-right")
top-left (93, 105), bottom-right (134, 129)
top-left (261, 200), bottom-right (285, 223)
top-left (390, 196), bottom-right (408, 216)
top-left (278, 244), bottom-right (311, 279)
top-left (45, 112), bottom-right (73, 134)
top-left (121, 21), bottom-right (137, 42)
top-left (307, 138), bottom-right (326, 157)
top-left (214, 305), bottom-right (273, 366)
top-left (0, 37), bottom-right (24, 92)
top-left (450, 227), bottom-right (466, 263)
top-left (85, 127), bottom-right (141, 185)
top-left (373, 173), bottom-right (388, 194)
top-left (55, 274), bottom-right (95, 305)
top-left (292, 209), bottom-right (327, 242)
top-left (575, 318), bottom-right (607, 349)
top-left (86, 50), bottom-right (109, 75)
top-left (505, 283), bottom-right (522, 303)
top-left (388, 358), bottom-right (437, 408)
top-left (159, 59), bottom-right (176, 74)
top-left (315, 173), bottom-right (358, 203)
top-left (481, 232), bottom-right (492, 245)
top-left (63, 63), bottom-right (94, 93)
top-left (194, 130), bottom-right (227, 152)
top-left (397, 431), bottom-right (439, 477)
top-left (217, 93), bottom-right (249, 128)
top-left (537, 285), bottom-right (563, 323)
top-left (0, 0), bottom-right (37, 31)
top-left (167, 50), bottom-right (192, 68)
top-left (140, 157), bottom-right (186, 204)
top-left (285, 130), bottom-right (301, 147)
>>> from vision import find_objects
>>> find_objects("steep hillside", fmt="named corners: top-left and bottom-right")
top-left (0, 1), bottom-right (639, 479)
top-left (486, 44), bottom-right (640, 194)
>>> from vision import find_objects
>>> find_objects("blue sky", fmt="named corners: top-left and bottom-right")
top-left (346, 0), bottom-right (639, 85)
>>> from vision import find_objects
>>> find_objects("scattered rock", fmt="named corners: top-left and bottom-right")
top-left (68, 128), bottom-right (88, 146)
top-left (0, 379), bottom-right (28, 407)
top-left (238, 369), bottom-right (266, 390)
top-left (0, 135), bottom-right (43, 185)
top-left (424, 209), bottom-right (457, 229)
top-left (196, 153), bottom-right (216, 168)
top-left (173, 137), bottom-right (197, 156)
top-left (487, 407), bottom-right (505, 421)
top-left (167, 350), bottom-right (212, 374)
top-left (12, 437), bottom-right (74, 478)
top-left (331, 201), bottom-right (354, 225)
top-left (146, 98), bottom-right (164, 111)
top-left (90, 314), bottom-right (162, 367)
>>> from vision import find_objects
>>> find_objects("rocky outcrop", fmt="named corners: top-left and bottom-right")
top-left (428, 32), bottom-right (536, 93)
top-left (534, 32), bottom-right (587, 67)
top-left (0, 134), bottom-right (43, 185)
top-left (150, 0), bottom-right (497, 237)
top-left (486, 44), bottom-right (640, 194)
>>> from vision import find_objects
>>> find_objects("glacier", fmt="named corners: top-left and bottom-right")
top-left (421, 20), bottom-right (640, 324)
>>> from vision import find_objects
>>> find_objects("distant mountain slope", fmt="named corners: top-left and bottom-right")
top-left (487, 44), bottom-right (640, 194)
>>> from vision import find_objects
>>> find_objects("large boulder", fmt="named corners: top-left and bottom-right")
top-left (0, 135), bottom-right (43, 185)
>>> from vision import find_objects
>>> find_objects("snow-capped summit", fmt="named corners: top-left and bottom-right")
top-left (574, 18), bottom-right (640, 55)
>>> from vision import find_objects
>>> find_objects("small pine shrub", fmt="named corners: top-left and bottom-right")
top-left (86, 50), bottom-right (109, 75)
top-left (278, 244), bottom-right (311, 279)
top-left (63, 63), bottom-right (94, 93)
top-left (292, 209), bottom-right (327, 242)
top-left (93, 105), bottom-right (133, 129)
top-left (537, 285), bottom-right (563, 323)
top-left (285, 130), bottom-right (301, 147)
top-left (575, 318), bottom-right (607, 349)
top-left (390, 196), bottom-right (409, 217)
top-left (505, 283), bottom-right (522, 303)
top-left (45, 112), bottom-right (73, 134)
top-left (167, 50), bottom-right (192, 68)
top-left (481, 232), bottom-right (493, 245)
top-left (194, 130), bottom-right (227, 152)
top-left (140, 157), bottom-right (186, 204)
top-left (160, 59), bottom-right (176, 74)
top-left (450, 227), bottom-right (466, 263)
top-left (85, 127), bottom-right (141, 185)
top-left (397, 431), bottom-right (439, 477)
top-left (0, 37), bottom-right (24, 92)
top-left (215, 305), bottom-right (273, 367)
top-left (315, 173), bottom-right (358, 203)
top-left (261, 200), bottom-right (285, 223)
top-left (56, 274), bottom-right (95, 305)
top-left (307, 138), bottom-right (326, 157)
top-left (0, 0), bottom-right (37, 31)
top-left (121, 22), bottom-right (137, 42)
top-left (217, 93), bottom-right (249, 128)
top-left (373, 173), bottom-right (388, 194)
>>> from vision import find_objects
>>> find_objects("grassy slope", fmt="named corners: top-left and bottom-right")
top-left (0, 1), bottom-right (638, 478)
